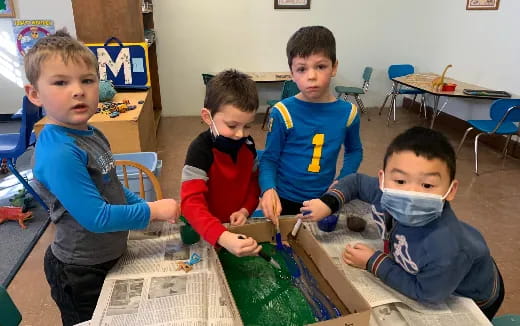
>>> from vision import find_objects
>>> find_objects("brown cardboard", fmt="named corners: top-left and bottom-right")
top-left (216, 218), bottom-right (371, 326)
top-left (34, 90), bottom-right (157, 154)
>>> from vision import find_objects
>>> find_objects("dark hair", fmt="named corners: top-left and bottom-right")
top-left (286, 26), bottom-right (336, 69)
top-left (383, 126), bottom-right (456, 181)
top-left (204, 69), bottom-right (259, 115)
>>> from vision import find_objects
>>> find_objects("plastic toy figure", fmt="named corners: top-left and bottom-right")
top-left (0, 206), bottom-right (33, 229)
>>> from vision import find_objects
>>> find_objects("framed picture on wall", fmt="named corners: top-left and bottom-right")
top-left (466, 0), bottom-right (499, 10)
top-left (0, 0), bottom-right (16, 18)
top-left (274, 0), bottom-right (311, 10)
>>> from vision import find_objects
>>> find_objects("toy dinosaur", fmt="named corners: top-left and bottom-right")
top-left (431, 64), bottom-right (453, 91)
top-left (9, 188), bottom-right (34, 211)
top-left (0, 206), bottom-right (33, 229)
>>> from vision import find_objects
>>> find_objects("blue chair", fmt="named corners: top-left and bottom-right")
top-left (0, 96), bottom-right (48, 211)
top-left (335, 66), bottom-right (373, 120)
top-left (493, 314), bottom-right (520, 326)
top-left (456, 99), bottom-right (520, 175)
top-left (378, 64), bottom-right (426, 125)
top-left (262, 80), bottom-right (299, 130)
top-left (0, 286), bottom-right (22, 326)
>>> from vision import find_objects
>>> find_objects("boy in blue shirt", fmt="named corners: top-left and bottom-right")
top-left (260, 26), bottom-right (363, 223)
top-left (299, 126), bottom-right (504, 319)
top-left (24, 31), bottom-right (180, 325)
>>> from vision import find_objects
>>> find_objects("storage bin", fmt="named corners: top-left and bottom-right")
top-left (113, 152), bottom-right (162, 201)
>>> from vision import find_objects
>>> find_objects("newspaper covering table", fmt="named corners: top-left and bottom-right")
top-left (89, 222), bottom-right (237, 326)
top-left (306, 200), bottom-right (492, 326)
top-left (87, 201), bottom-right (492, 326)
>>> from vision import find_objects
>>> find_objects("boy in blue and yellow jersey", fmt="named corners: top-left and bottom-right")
top-left (24, 31), bottom-right (180, 326)
top-left (260, 26), bottom-right (363, 223)
top-left (299, 127), bottom-right (504, 320)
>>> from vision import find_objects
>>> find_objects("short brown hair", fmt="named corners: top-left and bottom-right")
top-left (204, 69), bottom-right (259, 115)
top-left (286, 26), bottom-right (336, 69)
top-left (24, 30), bottom-right (98, 86)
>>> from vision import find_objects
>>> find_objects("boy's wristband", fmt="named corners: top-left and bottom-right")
top-left (319, 194), bottom-right (340, 213)
top-left (366, 250), bottom-right (389, 276)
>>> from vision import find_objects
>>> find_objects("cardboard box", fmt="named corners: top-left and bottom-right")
top-left (212, 218), bottom-right (371, 326)
top-left (34, 91), bottom-right (157, 154)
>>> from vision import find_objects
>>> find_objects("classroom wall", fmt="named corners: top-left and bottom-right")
top-left (0, 0), bottom-right (75, 114)
top-left (154, 0), bottom-right (520, 119)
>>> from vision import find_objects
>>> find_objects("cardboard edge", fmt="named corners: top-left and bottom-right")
top-left (227, 218), bottom-right (372, 325)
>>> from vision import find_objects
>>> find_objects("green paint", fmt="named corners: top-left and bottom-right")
top-left (219, 243), bottom-right (317, 326)
top-left (0, 1), bottom-right (6, 11)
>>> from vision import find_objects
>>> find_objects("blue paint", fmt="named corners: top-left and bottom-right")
top-left (275, 232), bottom-right (283, 249)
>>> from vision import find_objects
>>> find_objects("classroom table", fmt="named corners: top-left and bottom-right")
top-left (87, 207), bottom-right (491, 325)
top-left (207, 72), bottom-right (291, 83)
top-left (392, 73), bottom-right (510, 128)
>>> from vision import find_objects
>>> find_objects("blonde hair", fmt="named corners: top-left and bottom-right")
top-left (24, 29), bottom-right (98, 86)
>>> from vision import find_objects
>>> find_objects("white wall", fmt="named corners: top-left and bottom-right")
top-left (154, 0), bottom-right (520, 118)
top-left (0, 0), bottom-right (75, 114)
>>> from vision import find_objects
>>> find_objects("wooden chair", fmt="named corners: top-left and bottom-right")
top-left (115, 160), bottom-right (163, 200)
top-left (115, 160), bottom-right (164, 240)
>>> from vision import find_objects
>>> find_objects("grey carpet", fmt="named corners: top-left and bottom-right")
top-left (0, 120), bottom-right (48, 287)
top-left (0, 194), bottom-right (49, 287)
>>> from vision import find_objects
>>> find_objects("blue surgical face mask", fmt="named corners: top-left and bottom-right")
top-left (210, 117), bottom-right (247, 154)
top-left (380, 173), bottom-right (454, 227)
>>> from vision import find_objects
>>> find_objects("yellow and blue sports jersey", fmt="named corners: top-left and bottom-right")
top-left (259, 96), bottom-right (363, 203)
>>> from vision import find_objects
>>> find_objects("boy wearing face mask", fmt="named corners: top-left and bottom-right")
top-left (181, 69), bottom-right (262, 258)
top-left (298, 127), bottom-right (504, 320)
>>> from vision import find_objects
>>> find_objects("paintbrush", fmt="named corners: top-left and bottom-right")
top-left (238, 235), bottom-right (281, 269)
top-left (289, 211), bottom-right (309, 239)
top-left (258, 249), bottom-right (281, 269)
top-left (274, 200), bottom-right (283, 249)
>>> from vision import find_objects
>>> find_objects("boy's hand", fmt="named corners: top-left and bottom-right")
top-left (230, 208), bottom-right (248, 226)
top-left (297, 199), bottom-right (331, 222)
top-left (342, 243), bottom-right (375, 269)
top-left (217, 231), bottom-right (261, 257)
top-left (260, 188), bottom-right (282, 225)
top-left (148, 199), bottom-right (180, 224)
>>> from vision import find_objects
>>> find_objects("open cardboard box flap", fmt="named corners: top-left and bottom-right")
top-left (212, 217), bottom-right (371, 326)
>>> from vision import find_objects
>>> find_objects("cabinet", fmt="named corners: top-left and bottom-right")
top-left (71, 0), bottom-right (162, 131)
top-left (35, 91), bottom-right (156, 154)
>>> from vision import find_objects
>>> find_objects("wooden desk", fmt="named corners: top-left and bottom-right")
top-left (208, 72), bottom-right (291, 83)
top-left (393, 73), bottom-right (507, 128)
top-left (246, 72), bottom-right (291, 83)
top-left (34, 91), bottom-right (158, 153)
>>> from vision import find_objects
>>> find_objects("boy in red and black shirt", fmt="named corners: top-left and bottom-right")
top-left (181, 70), bottom-right (261, 257)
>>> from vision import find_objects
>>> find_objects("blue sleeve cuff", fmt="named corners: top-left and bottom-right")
top-left (366, 250), bottom-right (389, 277)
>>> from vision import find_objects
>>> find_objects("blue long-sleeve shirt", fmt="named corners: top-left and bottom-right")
top-left (322, 174), bottom-right (501, 308)
top-left (259, 97), bottom-right (363, 203)
top-left (34, 124), bottom-right (150, 265)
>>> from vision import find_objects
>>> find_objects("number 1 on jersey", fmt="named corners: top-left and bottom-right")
top-left (307, 133), bottom-right (324, 173)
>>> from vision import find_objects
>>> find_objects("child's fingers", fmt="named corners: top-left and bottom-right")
top-left (342, 250), bottom-right (352, 265)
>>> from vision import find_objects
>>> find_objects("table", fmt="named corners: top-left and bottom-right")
top-left (207, 71), bottom-right (291, 83)
top-left (393, 73), bottom-right (508, 128)
top-left (87, 206), bottom-right (491, 325)
top-left (34, 91), bottom-right (158, 154)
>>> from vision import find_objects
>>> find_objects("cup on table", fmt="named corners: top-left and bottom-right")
top-left (317, 214), bottom-right (339, 232)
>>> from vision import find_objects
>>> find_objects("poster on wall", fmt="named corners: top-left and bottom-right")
top-left (12, 19), bottom-right (55, 57)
